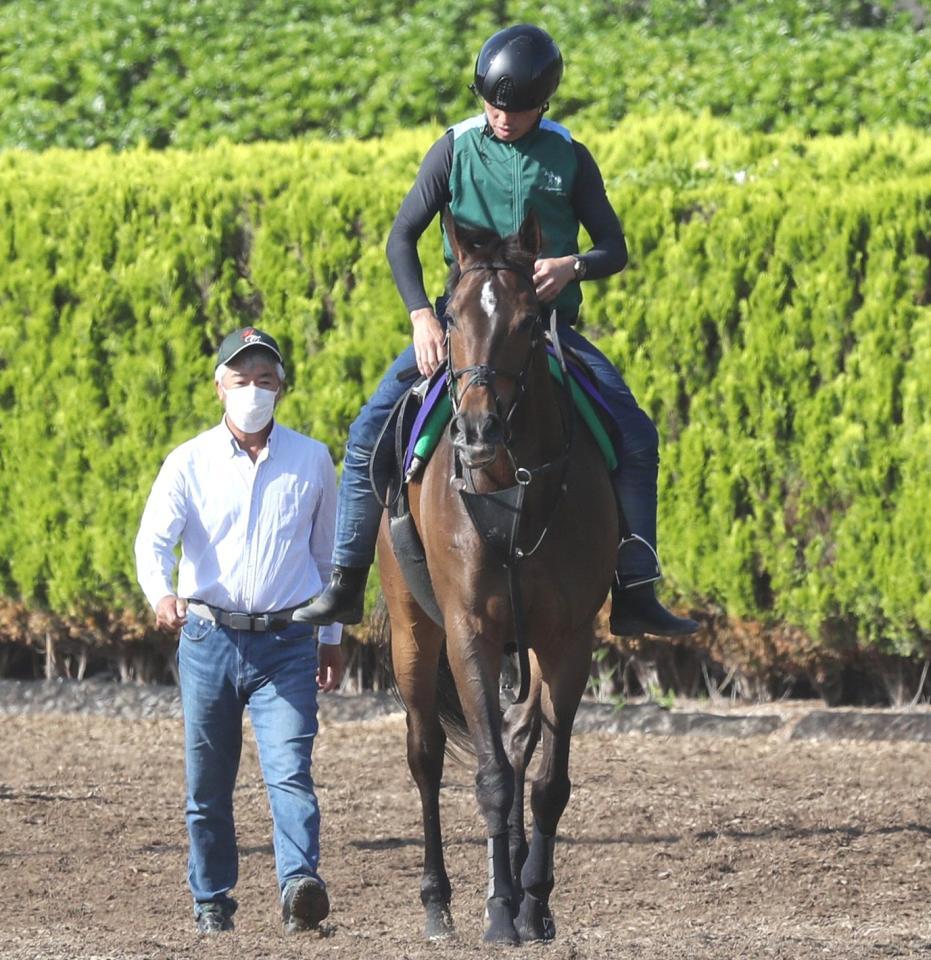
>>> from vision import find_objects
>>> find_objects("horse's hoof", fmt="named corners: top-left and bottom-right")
top-left (515, 893), bottom-right (556, 943)
top-left (483, 896), bottom-right (520, 945)
top-left (424, 902), bottom-right (455, 941)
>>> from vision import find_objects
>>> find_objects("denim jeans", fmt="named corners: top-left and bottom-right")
top-left (177, 611), bottom-right (323, 908)
top-left (332, 319), bottom-right (661, 581)
top-left (556, 323), bottom-right (660, 581)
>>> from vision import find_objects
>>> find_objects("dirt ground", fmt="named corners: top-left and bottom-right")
top-left (1, 709), bottom-right (930, 960)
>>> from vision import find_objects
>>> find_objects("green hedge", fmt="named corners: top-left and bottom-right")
top-left (0, 0), bottom-right (928, 149)
top-left (1, 112), bottom-right (930, 662)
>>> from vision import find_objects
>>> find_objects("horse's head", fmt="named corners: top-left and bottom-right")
top-left (443, 209), bottom-right (543, 470)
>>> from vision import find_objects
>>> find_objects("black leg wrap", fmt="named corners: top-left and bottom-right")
top-left (483, 834), bottom-right (519, 944)
top-left (508, 829), bottom-right (529, 910)
top-left (516, 893), bottom-right (556, 943)
top-left (516, 825), bottom-right (557, 942)
top-left (486, 833), bottom-right (514, 902)
top-left (520, 824), bottom-right (556, 899)
top-left (484, 897), bottom-right (520, 945)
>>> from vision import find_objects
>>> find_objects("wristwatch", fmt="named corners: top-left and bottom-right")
top-left (572, 255), bottom-right (587, 280)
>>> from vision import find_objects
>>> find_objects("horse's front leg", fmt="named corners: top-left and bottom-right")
top-left (395, 629), bottom-right (453, 939)
top-left (380, 542), bottom-right (454, 939)
top-left (446, 626), bottom-right (521, 945)
top-left (515, 632), bottom-right (592, 943)
top-left (502, 658), bottom-right (542, 909)
top-left (405, 694), bottom-right (454, 940)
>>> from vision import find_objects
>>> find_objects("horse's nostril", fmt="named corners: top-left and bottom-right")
top-left (479, 413), bottom-right (504, 445)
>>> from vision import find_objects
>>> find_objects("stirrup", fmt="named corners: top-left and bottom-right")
top-left (615, 533), bottom-right (661, 590)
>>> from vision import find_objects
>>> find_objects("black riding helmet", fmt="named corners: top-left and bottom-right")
top-left (471, 24), bottom-right (563, 112)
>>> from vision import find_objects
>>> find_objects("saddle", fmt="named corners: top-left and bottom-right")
top-left (370, 339), bottom-right (620, 631)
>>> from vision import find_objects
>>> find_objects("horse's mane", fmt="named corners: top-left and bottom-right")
top-left (445, 230), bottom-right (535, 295)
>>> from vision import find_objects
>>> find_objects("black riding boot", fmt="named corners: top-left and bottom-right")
top-left (295, 565), bottom-right (369, 626)
top-left (610, 580), bottom-right (699, 637)
top-left (610, 447), bottom-right (699, 637)
top-left (609, 537), bottom-right (698, 637)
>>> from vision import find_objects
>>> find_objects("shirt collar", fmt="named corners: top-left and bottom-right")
top-left (214, 417), bottom-right (278, 458)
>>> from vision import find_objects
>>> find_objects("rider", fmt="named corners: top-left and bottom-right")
top-left (304, 24), bottom-right (698, 638)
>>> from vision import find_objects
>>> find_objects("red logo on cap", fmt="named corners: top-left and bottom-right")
top-left (242, 328), bottom-right (255, 340)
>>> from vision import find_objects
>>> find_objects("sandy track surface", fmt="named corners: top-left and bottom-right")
top-left (1, 704), bottom-right (930, 959)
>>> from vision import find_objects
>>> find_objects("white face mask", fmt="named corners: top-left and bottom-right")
top-left (223, 383), bottom-right (277, 433)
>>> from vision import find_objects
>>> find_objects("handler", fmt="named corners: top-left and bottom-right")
top-left (135, 327), bottom-right (343, 935)
top-left (304, 24), bottom-right (697, 638)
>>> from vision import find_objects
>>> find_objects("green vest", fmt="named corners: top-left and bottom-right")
top-left (444, 115), bottom-right (582, 320)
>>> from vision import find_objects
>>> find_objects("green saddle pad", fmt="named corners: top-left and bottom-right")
top-left (410, 356), bottom-right (617, 472)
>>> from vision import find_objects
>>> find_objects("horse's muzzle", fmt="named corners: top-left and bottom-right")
top-left (450, 412), bottom-right (505, 468)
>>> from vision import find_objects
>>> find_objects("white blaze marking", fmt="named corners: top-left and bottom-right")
top-left (480, 279), bottom-right (497, 320)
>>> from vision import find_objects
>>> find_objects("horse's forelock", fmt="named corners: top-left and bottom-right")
top-left (446, 233), bottom-right (535, 293)
top-left (500, 233), bottom-right (535, 267)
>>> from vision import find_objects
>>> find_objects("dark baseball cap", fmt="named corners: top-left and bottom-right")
top-left (216, 327), bottom-right (283, 368)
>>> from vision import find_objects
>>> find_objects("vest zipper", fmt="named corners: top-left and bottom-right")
top-left (510, 144), bottom-right (522, 235)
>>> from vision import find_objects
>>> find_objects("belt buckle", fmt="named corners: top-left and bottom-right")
top-left (228, 612), bottom-right (253, 631)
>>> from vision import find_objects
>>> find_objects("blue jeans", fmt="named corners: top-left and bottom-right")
top-left (333, 320), bottom-right (660, 582)
top-left (177, 612), bottom-right (323, 908)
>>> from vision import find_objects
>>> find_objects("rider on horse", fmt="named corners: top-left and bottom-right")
top-left (303, 24), bottom-right (698, 638)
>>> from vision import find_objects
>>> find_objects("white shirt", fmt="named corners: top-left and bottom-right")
top-left (134, 418), bottom-right (342, 644)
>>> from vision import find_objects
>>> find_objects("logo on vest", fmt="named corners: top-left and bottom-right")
top-left (541, 169), bottom-right (564, 194)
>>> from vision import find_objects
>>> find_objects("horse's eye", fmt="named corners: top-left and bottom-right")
top-left (520, 313), bottom-right (538, 332)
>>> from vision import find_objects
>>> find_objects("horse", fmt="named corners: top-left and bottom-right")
top-left (375, 210), bottom-right (618, 945)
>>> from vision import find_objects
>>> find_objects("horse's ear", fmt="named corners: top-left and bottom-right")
top-left (444, 208), bottom-right (497, 264)
top-left (443, 208), bottom-right (465, 264)
top-left (518, 209), bottom-right (543, 258)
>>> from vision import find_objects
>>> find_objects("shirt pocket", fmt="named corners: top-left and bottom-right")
top-left (274, 487), bottom-right (303, 533)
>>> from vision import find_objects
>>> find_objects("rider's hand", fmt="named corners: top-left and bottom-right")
top-left (155, 595), bottom-right (187, 631)
top-left (411, 308), bottom-right (447, 377)
top-left (533, 256), bottom-right (576, 303)
top-left (317, 642), bottom-right (344, 693)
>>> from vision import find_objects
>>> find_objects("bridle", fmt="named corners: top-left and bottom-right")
top-left (447, 259), bottom-right (539, 437)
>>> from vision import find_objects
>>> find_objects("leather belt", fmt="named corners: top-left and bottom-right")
top-left (187, 601), bottom-right (304, 633)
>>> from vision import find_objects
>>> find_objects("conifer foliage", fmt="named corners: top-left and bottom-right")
top-left (1, 115), bottom-right (930, 667)
top-left (0, 0), bottom-right (927, 149)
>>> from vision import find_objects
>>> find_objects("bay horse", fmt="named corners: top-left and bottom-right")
top-left (376, 210), bottom-right (617, 944)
